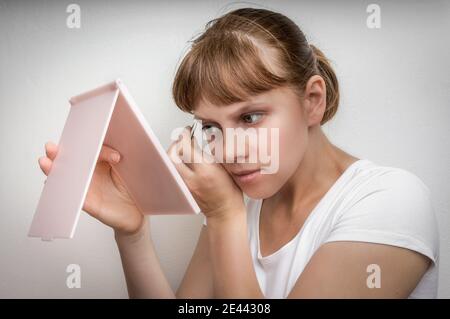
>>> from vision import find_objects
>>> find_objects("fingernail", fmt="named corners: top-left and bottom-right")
top-left (111, 153), bottom-right (120, 162)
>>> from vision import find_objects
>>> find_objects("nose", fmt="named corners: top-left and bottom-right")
top-left (222, 128), bottom-right (252, 164)
top-left (206, 128), bottom-right (245, 164)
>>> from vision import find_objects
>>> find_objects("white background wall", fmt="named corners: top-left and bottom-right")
top-left (0, 0), bottom-right (448, 298)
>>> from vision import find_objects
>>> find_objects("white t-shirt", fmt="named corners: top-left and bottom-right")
top-left (203, 159), bottom-right (440, 298)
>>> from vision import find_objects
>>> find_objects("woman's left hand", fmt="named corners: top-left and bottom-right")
top-left (167, 126), bottom-right (245, 222)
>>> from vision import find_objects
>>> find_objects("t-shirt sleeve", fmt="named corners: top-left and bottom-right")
top-left (324, 169), bottom-right (439, 265)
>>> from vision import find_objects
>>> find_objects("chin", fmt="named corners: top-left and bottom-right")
top-left (240, 175), bottom-right (281, 200)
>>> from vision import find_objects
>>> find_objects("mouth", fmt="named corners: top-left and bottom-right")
top-left (231, 169), bottom-right (261, 184)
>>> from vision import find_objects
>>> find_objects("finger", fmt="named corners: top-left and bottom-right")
top-left (45, 141), bottom-right (58, 160)
top-left (179, 126), bottom-right (194, 164)
top-left (38, 156), bottom-right (52, 176)
top-left (98, 145), bottom-right (121, 164)
top-left (180, 126), bottom-right (204, 167)
top-left (192, 131), bottom-right (216, 164)
top-left (180, 126), bottom-right (213, 170)
top-left (167, 139), bottom-right (193, 180)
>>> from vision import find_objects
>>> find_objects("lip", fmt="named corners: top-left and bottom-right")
top-left (232, 169), bottom-right (261, 183)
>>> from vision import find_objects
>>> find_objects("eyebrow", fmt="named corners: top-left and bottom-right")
top-left (193, 102), bottom-right (268, 122)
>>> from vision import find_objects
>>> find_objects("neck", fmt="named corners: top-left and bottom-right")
top-left (272, 125), bottom-right (357, 217)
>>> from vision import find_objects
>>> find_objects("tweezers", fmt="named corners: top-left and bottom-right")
top-left (190, 120), bottom-right (198, 140)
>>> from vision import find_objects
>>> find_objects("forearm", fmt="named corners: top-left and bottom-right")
top-left (115, 217), bottom-right (175, 299)
top-left (206, 211), bottom-right (265, 298)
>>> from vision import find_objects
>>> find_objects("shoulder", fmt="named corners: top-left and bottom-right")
top-left (328, 162), bottom-right (439, 264)
top-left (349, 163), bottom-right (435, 225)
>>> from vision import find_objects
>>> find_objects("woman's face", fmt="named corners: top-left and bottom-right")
top-left (194, 85), bottom-right (310, 199)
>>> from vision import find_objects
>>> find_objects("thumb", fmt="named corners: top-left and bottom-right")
top-left (98, 145), bottom-right (121, 164)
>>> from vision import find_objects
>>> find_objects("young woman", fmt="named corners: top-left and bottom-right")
top-left (38, 8), bottom-right (439, 298)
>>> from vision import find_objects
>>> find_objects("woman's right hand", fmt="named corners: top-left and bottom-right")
top-left (38, 141), bottom-right (146, 236)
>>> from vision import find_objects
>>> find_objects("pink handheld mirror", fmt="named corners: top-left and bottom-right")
top-left (28, 79), bottom-right (201, 241)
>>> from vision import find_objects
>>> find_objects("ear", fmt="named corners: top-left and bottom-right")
top-left (303, 75), bottom-right (326, 127)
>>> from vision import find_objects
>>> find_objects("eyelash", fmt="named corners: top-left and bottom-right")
top-left (242, 112), bottom-right (264, 124)
top-left (201, 112), bottom-right (265, 132)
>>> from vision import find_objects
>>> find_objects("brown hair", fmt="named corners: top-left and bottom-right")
top-left (172, 8), bottom-right (339, 125)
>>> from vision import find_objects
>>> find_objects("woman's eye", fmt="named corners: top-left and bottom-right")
top-left (201, 125), bottom-right (221, 143)
top-left (242, 113), bottom-right (263, 124)
top-left (202, 125), bottom-right (220, 135)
